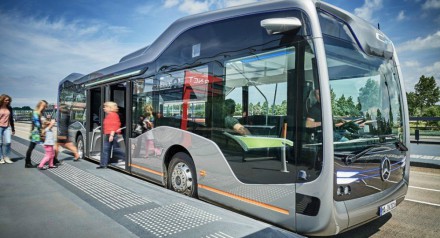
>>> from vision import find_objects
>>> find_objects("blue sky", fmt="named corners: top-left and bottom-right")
top-left (1, 0), bottom-right (439, 107)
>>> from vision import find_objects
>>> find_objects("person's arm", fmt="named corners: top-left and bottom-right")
top-left (47, 119), bottom-right (55, 130)
top-left (233, 122), bottom-right (250, 135)
top-left (306, 117), bottom-right (321, 128)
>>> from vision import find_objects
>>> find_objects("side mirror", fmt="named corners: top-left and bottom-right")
top-left (261, 17), bottom-right (302, 35)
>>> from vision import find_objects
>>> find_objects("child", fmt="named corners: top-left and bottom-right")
top-left (37, 118), bottom-right (57, 170)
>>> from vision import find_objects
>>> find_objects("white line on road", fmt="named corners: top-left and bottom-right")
top-left (409, 186), bottom-right (440, 193)
top-left (405, 199), bottom-right (440, 207)
top-left (412, 154), bottom-right (440, 160)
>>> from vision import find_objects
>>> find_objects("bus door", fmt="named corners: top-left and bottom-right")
top-left (88, 87), bottom-right (103, 160)
top-left (106, 82), bottom-right (127, 168)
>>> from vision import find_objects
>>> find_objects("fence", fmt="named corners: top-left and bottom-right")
top-left (410, 117), bottom-right (440, 144)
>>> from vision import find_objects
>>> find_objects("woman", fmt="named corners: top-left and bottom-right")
top-left (97, 101), bottom-right (125, 169)
top-left (0, 94), bottom-right (15, 164)
top-left (25, 100), bottom-right (48, 168)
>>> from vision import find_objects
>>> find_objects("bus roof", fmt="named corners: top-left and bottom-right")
top-left (70, 0), bottom-right (392, 87)
top-left (71, 0), bottom-right (316, 86)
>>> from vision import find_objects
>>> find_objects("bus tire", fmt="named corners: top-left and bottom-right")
top-left (76, 134), bottom-right (85, 160)
top-left (168, 152), bottom-right (198, 198)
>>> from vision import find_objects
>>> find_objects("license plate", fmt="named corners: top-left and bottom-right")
top-left (379, 200), bottom-right (396, 216)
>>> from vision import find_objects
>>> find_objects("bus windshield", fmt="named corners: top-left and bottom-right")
top-left (325, 37), bottom-right (404, 149)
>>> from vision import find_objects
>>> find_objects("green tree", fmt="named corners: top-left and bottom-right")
top-left (358, 78), bottom-right (380, 111)
top-left (406, 91), bottom-right (418, 116)
top-left (413, 75), bottom-right (440, 115)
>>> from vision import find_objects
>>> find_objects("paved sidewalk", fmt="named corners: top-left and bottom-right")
top-left (0, 136), bottom-right (302, 238)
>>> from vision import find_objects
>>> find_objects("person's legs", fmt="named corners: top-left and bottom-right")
top-left (0, 127), bottom-right (5, 163)
top-left (25, 142), bottom-right (37, 167)
top-left (3, 127), bottom-right (13, 163)
top-left (99, 135), bottom-right (110, 168)
top-left (112, 136), bottom-right (125, 161)
top-left (38, 145), bottom-right (51, 168)
top-left (64, 142), bottom-right (80, 160)
top-left (47, 146), bottom-right (56, 167)
top-left (53, 143), bottom-right (60, 164)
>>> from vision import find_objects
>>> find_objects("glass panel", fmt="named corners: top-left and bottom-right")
top-left (221, 47), bottom-right (296, 184)
top-left (156, 66), bottom-right (210, 130)
top-left (326, 37), bottom-right (404, 150)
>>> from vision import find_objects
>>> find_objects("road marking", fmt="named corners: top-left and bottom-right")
top-left (411, 154), bottom-right (440, 160)
top-left (409, 186), bottom-right (440, 193)
top-left (405, 199), bottom-right (440, 207)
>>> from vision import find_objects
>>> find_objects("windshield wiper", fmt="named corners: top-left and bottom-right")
top-left (379, 134), bottom-right (408, 152)
top-left (335, 145), bottom-right (388, 165)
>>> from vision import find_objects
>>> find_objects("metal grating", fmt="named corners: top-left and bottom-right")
top-left (125, 202), bottom-right (222, 237)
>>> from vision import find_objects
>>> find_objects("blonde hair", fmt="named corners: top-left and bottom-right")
top-left (104, 101), bottom-right (119, 112)
top-left (144, 104), bottom-right (153, 114)
top-left (35, 100), bottom-right (48, 112)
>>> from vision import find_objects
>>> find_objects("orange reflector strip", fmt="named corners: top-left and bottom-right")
top-left (130, 163), bottom-right (163, 176)
top-left (198, 184), bottom-right (289, 215)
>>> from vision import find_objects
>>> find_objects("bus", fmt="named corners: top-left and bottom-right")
top-left (57, 0), bottom-right (410, 235)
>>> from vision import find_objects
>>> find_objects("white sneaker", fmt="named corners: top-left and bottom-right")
top-left (0, 159), bottom-right (5, 164)
top-left (4, 157), bottom-right (13, 164)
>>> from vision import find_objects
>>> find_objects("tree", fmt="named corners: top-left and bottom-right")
top-left (413, 75), bottom-right (440, 115)
top-left (406, 92), bottom-right (418, 116)
top-left (358, 78), bottom-right (380, 111)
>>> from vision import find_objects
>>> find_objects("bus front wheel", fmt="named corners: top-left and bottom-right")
top-left (168, 152), bottom-right (198, 198)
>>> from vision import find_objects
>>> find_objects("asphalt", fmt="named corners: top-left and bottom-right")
top-left (0, 136), bottom-right (303, 238)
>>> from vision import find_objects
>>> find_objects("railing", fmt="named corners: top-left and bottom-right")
top-left (410, 117), bottom-right (440, 144)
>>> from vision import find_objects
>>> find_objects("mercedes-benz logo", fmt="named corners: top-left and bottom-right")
top-left (380, 157), bottom-right (391, 181)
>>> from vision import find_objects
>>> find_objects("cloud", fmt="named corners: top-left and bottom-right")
top-left (397, 31), bottom-right (440, 52)
top-left (354, 0), bottom-right (383, 23)
top-left (164, 0), bottom-right (180, 8)
top-left (221, 0), bottom-right (260, 7)
top-left (402, 60), bottom-right (440, 92)
top-left (179, 0), bottom-right (210, 14)
top-left (397, 10), bottom-right (406, 21)
top-left (160, 0), bottom-right (261, 15)
top-left (0, 10), bottom-right (137, 107)
top-left (422, 0), bottom-right (440, 9)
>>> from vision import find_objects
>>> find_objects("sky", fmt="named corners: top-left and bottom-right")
top-left (1, 0), bottom-right (439, 107)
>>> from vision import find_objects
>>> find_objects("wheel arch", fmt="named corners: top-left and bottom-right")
top-left (163, 145), bottom-right (191, 169)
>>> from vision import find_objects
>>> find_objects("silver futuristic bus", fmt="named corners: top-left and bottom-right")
top-left (58, 0), bottom-right (410, 235)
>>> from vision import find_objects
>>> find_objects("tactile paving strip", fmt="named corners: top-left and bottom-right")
top-left (50, 164), bottom-right (151, 210)
top-left (125, 202), bottom-right (222, 237)
top-left (12, 141), bottom-right (151, 210)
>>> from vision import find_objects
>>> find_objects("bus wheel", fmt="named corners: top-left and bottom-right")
top-left (168, 152), bottom-right (198, 198)
top-left (76, 135), bottom-right (85, 160)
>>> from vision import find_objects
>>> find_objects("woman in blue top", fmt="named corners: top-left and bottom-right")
top-left (25, 100), bottom-right (47, 168)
